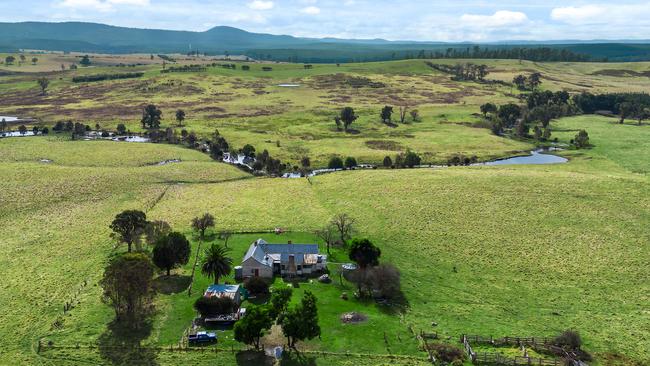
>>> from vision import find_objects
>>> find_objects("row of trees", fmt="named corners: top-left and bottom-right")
top-left (4, 55), bottom-right (39, 66)
top-left (573, 92), bottom-right (650, 124)
top-left (420, 46), bottom-right (590, 62)
top-left (513, 73), bottom-right (542, 91)
top-left (232, 289), bottom-right (320, 350)
top-left (426, 62), bottom-right (490, 82)
top-left (334, 105), bottom-right (420, 132)
top-left (103, 209), bottom-right (238, 323)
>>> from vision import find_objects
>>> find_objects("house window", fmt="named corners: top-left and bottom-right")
top-left (251, 269), bottom-right (255, 274)
top-left (297, 265), bottom-right (302, 270)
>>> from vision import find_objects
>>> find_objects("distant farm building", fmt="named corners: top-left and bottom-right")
top-left (239, 239), bottom-right (327, 279)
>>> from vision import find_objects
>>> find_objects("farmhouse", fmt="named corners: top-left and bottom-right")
top-left (239, 239), bottom-right (327, 278)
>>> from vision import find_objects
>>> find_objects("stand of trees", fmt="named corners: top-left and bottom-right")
top-left (72, 72), bottom-right (144, 83)
top-left (513, 73), bottom-right (542, 91)
top-left (426, 62), bottom-right (489, 81)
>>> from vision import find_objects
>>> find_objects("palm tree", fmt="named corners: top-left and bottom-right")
top-left (201, 244), bottom-right (233, 284)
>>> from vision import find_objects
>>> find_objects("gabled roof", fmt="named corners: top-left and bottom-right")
top-left (205, 284), bottom-right (240, 294)
top-left (242, 239), bottom-right (320, 266)
top-left (204, 284), bottom-right (242, 301)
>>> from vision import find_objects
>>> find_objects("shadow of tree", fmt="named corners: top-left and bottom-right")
top-left (376, 290), bottom-right (410, 316)
top-left (280, 351), bottom-right (318, 366)
top-left (152, 274), bottom-right (191, 295)
top-left (98, 319), bottom-right (158, 366)
top-left (235, 350), bottom-right (274, 366)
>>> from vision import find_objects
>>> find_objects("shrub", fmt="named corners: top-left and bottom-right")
top-left (344, 156), bottom-right (357, 169)
top-left (367, 263), bottom-right (401, 300)
top-left (244, 276), bottom-right (269, 295)
top-left (574, 130), bottom-right (590, 148)
top-left (383, 156), bottom-right (392, 167)
top-left (428, 343), bottom-right (465, 364)
top-left (328, 156), bottom-right (344, 170)
top-left (72, 72), bottom-right (143, 83)
top-left (194, 296), bottom-right (237, 317)
top-left (555, 330), bottom-right (582, 350)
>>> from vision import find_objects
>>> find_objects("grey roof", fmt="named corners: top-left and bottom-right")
top-left (243, 239), bottom-right (320, 267)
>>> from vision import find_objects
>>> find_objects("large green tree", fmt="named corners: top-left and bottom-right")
top-left (201, 244), bottom-right (233, 284)
top-left (100, 252), bottom-right (155, 322)
top-left (280, 291), bottom-right (320, 348)
top-left (269, 287), bottom-right (293, 320)
top-left (152, 232), bottom-right (191, 276)
top-left (340, 107), bottom-right (358, 132)
top-left (349, 238), bottom-right (381, 269)
top-left (380, 105), bottom-right (393, 123)
top-left (175, 109), bottom-right (185, 126)
top-left (234, 305), bottom-right (272, 350)
top-left (109, 210), bottom-right (148, 252)
top-left (141, 104), bottom-right (162, 129)
top-left (191, 213), bottom-right (215, 240)
top-left (349, 238), bottom-right (382, 296)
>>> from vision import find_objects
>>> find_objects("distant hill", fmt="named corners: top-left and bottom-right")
top-left (1, 22), bottom-right (650, 62)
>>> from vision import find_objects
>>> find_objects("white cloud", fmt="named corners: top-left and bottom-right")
top-left (551, 5), bottom-right (606, 24)
top-left (108, 0), bottom-right (150, 4)
top-left (248, 1), bottom-right (274, 10)
top-left (460, 10), bottom-right (529, 28)
top-left (301, 6), bottom-right (321, 15)
top-left (59, 0), bottom-right (149, 12)
top-left (60, 0), bottom-right (112, 11)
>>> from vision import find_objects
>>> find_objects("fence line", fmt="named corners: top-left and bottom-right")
top-left (461, 334), bottom-right (578, 366)
top-left (38, 341), bottom-right (429, 362)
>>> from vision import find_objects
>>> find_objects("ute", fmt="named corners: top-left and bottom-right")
top-left (188, 331), bottom-right (217, 345)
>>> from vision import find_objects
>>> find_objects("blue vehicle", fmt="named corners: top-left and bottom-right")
top-left (188, 331), bottom-right (217, 345)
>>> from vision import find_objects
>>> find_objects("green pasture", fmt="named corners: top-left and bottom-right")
top-left (0, 58), bottom-right (648, 366)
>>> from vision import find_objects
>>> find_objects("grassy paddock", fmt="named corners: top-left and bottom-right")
top-left (0, 59), bottom-right (648, 365)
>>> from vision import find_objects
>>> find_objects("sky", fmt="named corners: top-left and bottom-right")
top-left (1, 1), bottom-right (650, 42)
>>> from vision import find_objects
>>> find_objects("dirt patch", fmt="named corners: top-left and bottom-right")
top-left (591, 69), bottom-right (650, 78)
top-left (310, 73), bottom-right (386, 89)
top-left (365, 140), bottom-right (404, 151)
top-left (340, 312), bottom-right (368, 324)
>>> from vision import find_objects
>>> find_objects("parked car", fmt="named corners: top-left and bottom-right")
top-left (188, 331), bottom-right (217, 345)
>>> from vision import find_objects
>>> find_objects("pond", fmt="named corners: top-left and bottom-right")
top-left (477, 148), bottom-right (568, 166)
top-left (1, 131), bottom-right (35, 137)
top-left (0, 116), bottom-right (19, 122)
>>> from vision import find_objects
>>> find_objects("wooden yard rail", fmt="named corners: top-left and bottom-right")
top-left (473, 352), bottom-right (561, 366)
top-left (464, 335), bottom-right (556, 347)
top-left (461, 335), bottom-right (573, 366)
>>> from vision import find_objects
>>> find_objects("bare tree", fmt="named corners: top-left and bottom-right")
top-left (331, 213), bottom-right (355, 244)
top-left (219, 230), bottom-right (233, 248)
top-left (37, 77), bottom-right (49, 96)
top-left (399, 104), bottom-right (409, 123)
top-left (314, 224), bottom-right (337, 254)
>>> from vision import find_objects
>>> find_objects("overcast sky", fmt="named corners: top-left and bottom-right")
top-left (1, 1), bottom-right (650, 41)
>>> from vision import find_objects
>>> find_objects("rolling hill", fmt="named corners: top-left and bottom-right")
top-left (2, 21), bottom-right (650, 62)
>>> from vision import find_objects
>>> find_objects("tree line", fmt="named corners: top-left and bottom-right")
top-left (72, 72), bottom-right (144, 83)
